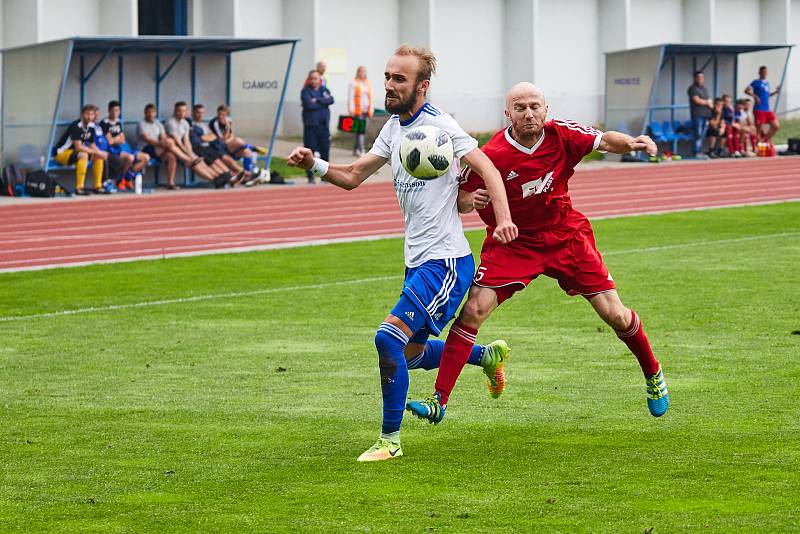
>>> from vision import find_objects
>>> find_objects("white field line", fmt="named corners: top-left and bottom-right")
top-left (1, 230), bottom-right (798, 322)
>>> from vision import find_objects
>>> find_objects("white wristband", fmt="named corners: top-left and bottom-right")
top-left (311, 158), bottom-right (329, 177)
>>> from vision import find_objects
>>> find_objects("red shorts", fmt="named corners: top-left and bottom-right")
top-left (753, 110), bottom-right (777, 125)
top-left (474, 224), bottom-right (616, 305)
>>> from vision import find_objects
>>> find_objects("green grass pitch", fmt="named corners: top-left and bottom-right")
top-left (1, 202), bottom-right (799, 532)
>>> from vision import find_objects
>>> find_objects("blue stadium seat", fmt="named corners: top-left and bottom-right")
top-left (663, 121), bottom-right (689, 141)
top-left (648, 121), bottom-right (670, 143)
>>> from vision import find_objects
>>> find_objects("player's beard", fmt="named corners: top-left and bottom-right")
top-left (385, 88), bottom-right (417, 115)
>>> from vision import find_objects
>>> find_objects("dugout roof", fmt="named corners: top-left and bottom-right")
top-left (604, 43), bottom-right (793, 155)
top-left (2, 36), bottom-right (300, 172)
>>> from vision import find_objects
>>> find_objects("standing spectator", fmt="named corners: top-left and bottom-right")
top-left (52, 104), bottom-right (108, 195)
top-left (745, 66), bottom-right (781, 144)
top-left (165, 101), bottom-right (232, 188)
top-left (706, 98), bottom-right (728, 158)
top-left (316, 60), bottom-right (329, 87)
top-left (348, 66), bottom-right (374, 156)
top-left (101, 100), bottom-right (151, 190)
top-left (688, 70), bottom-right (713, 159)
top-left (301, 70), bottom-right (334, 184)
top-left (305, 61), bottom-right (329, 88)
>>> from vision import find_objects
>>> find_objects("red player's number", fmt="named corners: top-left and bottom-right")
top-left (475, 266), bottom-right (487, 281)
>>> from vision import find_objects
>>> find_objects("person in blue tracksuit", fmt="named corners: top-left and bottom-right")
top-left (301, 70), bottom-right (334, 184)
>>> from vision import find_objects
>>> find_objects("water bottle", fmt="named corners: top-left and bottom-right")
top-left (134, 172), bottom-right (143, 194)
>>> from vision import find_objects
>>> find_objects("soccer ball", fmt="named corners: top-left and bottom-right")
top-left (399, 125), bottom-right (454, 180)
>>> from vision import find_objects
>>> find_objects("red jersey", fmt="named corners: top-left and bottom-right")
top-left (461, 119), bottom-right (602, 240)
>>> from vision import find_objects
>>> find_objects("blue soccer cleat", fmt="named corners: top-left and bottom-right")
top-left (406, 392), bottom-right (446, 424)
top-left (645, 367), bottom-right (669, 417)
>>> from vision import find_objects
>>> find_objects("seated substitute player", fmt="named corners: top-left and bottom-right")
top-left (52, 104), bottom-right (108, 195)
top-left (166, 101), bottom-right (233, 188)
top-left (706, 98), bottom-right (728, 158)
top-left (137, 104), bottom-right (182, 190)
top-left (88, 105), bottom-right (128, 192)
top-left (101, 100), bottom-right (151, 190)
top-left (209, 105), bottom-right (265, 183)
top-left (191, 104), bottom-right (261, 186)
top-left (407, 82), bottom-right (669, 425)
top-left (734, 99), bottom-right (757, 156)
top-left (287, 44), bottom-right (518, 462)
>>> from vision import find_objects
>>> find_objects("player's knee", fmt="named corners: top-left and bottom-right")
top-left (604, 306), bottom-right (630, 331)
top-left (461, 297), bottom-right (490, 325)
top-left (374, 329), bottom-right (403, 384)
top-left (140, 152), bottom-right (151, 163)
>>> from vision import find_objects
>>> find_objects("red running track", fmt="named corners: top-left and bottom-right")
top-left (1, 157), bottom-right (798, 272)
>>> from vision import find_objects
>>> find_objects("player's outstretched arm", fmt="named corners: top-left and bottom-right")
top-left (462, 149), bottom-right (518, 243)
top-left (598, 131), bottom-right (657, 156)
top-left (286, 146), bottom-right (386, 190)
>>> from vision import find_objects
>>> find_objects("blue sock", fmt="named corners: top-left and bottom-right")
top-left (242, 156), bottom-right (253, 172)
top-left (407, 340), bottom-right (484, 370)
top-left (375, 322), bottom-right (410, 434)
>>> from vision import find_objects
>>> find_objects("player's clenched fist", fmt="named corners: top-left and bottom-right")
top-left (287, 146), bottom-right (314, 170)
top-left (492, 220), bottom-right (518, 244)
top-left (471, 189), bottom-right (491, 210)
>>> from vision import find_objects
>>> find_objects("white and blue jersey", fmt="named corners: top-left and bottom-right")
top-left (370, 102), bottom-right (479, 334)
top-left (370, 102), bottom-right (477, 268)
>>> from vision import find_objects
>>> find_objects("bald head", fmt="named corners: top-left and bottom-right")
top-left (505, 82), bottom-right (548, 147)
top-left (506, 82), bottom-right (545, 109)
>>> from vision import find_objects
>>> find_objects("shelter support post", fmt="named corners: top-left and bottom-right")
top-left (266, 41), bottom-right (297, 176)
top-left (46, 41), bottom-right (75, 172)
top-left (775, 47), bottom-right (792, 112)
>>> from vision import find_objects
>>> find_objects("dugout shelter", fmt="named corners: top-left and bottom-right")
top-left (605, 43), bottom-right (793, 155)
top-left (1, 36), bottom-right (299, 180)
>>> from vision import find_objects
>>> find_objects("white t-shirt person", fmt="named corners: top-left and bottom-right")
top-left (369, 102), bottom-right (477, 268)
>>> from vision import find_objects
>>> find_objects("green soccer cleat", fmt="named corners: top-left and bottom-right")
top-left (357, 438), bottom-right (403, 462)
top-left (482, 339), bottom-right (509, 398)
top-left (645, 367), bottom-right (669, 417)
top-left (406, 393), bottom-right (446, 424)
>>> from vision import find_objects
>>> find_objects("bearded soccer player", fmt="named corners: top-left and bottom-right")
top-left (287, 45), bottom-right (518, 461)
top-left (407, 82), bottom-right (669, 424)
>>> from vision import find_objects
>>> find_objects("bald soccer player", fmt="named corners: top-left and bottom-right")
top-left (407, 82), bottom-right (670, 423)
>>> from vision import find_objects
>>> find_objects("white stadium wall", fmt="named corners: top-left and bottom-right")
top-left (430, 0), bottom-right (505, 133)
top-left (790, 0), bottom-right (800, 115)
top-left (0, 0), bottom-right (798, 139)
top-left (535, 0), bottom-right (600, 127)
top-left (314, 0), bottom-right (399, 134)
top-left (714, 0), bottom-right (761, 43)
top-left (628, 0), bottom-right (683, 48)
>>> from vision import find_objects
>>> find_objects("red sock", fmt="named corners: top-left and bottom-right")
top-left (615, 310), bottom-right (660, 376)
top-left (434, 321), bottom-right (478, 405)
